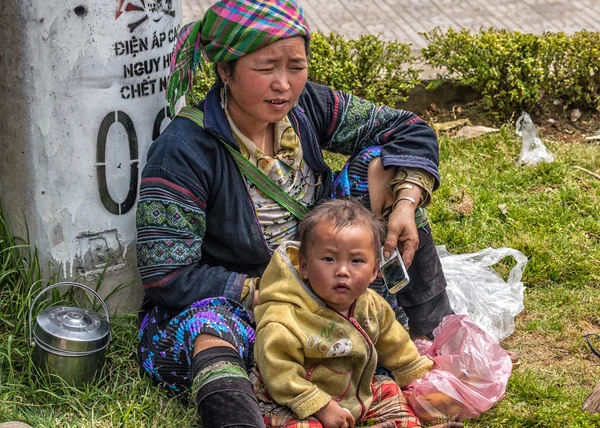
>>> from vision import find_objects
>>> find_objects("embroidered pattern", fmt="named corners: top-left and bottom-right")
top-left (326, 92), bottom-right (416, 155)
top-left (136, 178), bottom-right (206, 287)
top-left (331, 146), bottom-right (381, 201)
top-left (139, 297), bottom-right (255, 393)
top-left (137, 200), bottom-right (205, 235)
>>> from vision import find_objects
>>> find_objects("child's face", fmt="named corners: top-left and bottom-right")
top-left (298, 219), bottom-right (379, 315)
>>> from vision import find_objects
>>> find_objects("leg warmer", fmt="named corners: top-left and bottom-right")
top-left (191, 347), bottom-right (265, 428)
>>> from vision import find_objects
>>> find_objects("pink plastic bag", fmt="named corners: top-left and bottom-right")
top-left (404, 314), bottom-right (512, 423)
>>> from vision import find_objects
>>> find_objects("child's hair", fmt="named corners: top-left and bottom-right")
top-left (298, 198), bottom-right (384, 258)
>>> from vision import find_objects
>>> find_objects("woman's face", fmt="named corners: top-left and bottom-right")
top-left (218, 36), bottom-right (308, 132)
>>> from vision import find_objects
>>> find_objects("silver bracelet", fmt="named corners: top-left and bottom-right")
top-left (395, 196), bottom-right (416, 205)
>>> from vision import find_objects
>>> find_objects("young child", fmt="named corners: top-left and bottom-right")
top-left (251, 199), bottom-right (463, 428)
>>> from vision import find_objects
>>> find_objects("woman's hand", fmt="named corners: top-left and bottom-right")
top-left (314, 400), bottom-right (355, 428)
top-left (384, 199), bottom-right (419, 269)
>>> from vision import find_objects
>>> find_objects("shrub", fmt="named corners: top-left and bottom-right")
top-left (421, 28), bottom-right (552, 117)
top-left (192, 63), bottom-right (217, 101)
top-left (192, 32), bottom-right (420, 107)
top-left (548, 30), bottom-right (600, 112)
top-left (308, 32), bottom-right (420, 106)
top-left (421, 28), bottom-right (600, 118)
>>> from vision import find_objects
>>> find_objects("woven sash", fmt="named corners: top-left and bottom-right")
top-left (177, 107), bottom-right (310, 220)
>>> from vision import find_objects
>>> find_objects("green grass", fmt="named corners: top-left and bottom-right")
top-left (1, 125), bottom-right (600, 427)
top-left (431, 128), bottom-right (600, 427)
top-left (0, 314), bottom-right (198, 426)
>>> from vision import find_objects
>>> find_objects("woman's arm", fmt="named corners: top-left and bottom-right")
top-left (300, 82), bottom-right (440, 265)
top-left (136, 127), bottom-right (250, 314)
top-left (299, 81), bottom-right (440, 190)
top-left (136, 178), bottom-right (246, 313)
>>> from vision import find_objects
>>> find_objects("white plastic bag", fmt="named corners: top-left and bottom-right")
top-left (436, 246), bottom-right (527, 342)
top-left (516, 112), bottom-right (554, 165)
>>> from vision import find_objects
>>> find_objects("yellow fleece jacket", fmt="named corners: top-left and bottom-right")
top-left (254, 241), bottom-right (433, 421)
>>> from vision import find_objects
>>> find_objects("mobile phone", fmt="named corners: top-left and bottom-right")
top-left (380, 247), bottom-right (410, 294)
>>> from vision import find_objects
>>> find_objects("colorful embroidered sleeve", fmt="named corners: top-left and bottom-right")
top-left (136, 163), bottom-right (246, 313)
top-left (136, 177), bottom-right (206, 288)
top-left (300, 82), bottom-right (441, 190)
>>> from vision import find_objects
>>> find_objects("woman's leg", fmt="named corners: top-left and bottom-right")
top-left (138, 297), bottom-right (264, 427)
top-left (396, 223), bottom-right (453, 339)
top-left (192, 340), bottom-right (264, 427)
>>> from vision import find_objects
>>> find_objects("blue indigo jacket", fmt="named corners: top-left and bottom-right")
top-left (136, 81), bottom-right (440, 315)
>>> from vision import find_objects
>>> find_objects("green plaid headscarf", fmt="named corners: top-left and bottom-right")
top-left (167, 0), bottom-right (311, 113)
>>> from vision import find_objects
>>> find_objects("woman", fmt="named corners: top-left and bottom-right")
top-left (136, 0), bottom-right (454, 426)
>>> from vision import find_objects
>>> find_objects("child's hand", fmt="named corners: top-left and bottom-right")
top-left (314, 400), bottom-right (355, 428)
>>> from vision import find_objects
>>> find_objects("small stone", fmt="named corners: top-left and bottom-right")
top-left (547, 118), bottom-right (556, 125)
top-left (433, 118), bottom-right (471, 132)
top-left (454, 125), bottom-right (499, 139)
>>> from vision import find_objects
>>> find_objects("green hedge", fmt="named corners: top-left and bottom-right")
top-left (307, 32), bottom-right (419, 106)
top-left (192, 31), bottom-right (419, 107)
top-left (422, 28), bottom-right (600, 117)
top-left (192, 29), bottom-right (600, 119)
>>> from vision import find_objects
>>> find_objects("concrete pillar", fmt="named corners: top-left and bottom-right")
top-left (0, 0), bottom-right (182, 312)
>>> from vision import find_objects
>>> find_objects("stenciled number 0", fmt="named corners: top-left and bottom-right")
top-left (96, 107), bottom-right (170, 215)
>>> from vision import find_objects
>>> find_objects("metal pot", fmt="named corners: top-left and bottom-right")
top-left (29, 282), bottom-right (111, 386)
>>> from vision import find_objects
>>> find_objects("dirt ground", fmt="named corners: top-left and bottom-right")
top-left (420, 100), bottom-right (600, 146)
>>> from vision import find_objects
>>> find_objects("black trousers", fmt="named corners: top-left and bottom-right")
top-left (398, 223), bottom-right (454, 338)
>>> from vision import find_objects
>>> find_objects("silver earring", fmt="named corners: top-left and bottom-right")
top-left (220, 81), bottom-right (228, 110)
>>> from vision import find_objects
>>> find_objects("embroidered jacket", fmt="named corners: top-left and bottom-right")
top-left (254, 241), bottom-right (433, 420)
top-left (136, 81), bottom-right (440, 314)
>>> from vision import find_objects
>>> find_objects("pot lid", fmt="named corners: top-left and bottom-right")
top-left (35, 306), bottom-right (110, 350)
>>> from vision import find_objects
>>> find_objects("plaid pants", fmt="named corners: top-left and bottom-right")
top-left (250, 368), bottom-right (422, 428)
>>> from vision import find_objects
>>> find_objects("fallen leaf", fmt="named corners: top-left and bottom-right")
top-left (452, 189), bottom-right (474, 216)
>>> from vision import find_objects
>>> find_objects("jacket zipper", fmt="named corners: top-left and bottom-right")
top-left (337, 303), bottom-right (373, 420)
